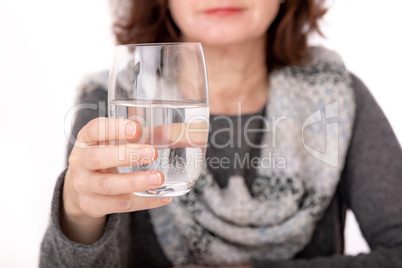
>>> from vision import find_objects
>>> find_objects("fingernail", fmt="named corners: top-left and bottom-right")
top-left (161, 197), bottom-right (172, 204)
top-left (125, 122), bottom-right (137, 138)
top-left (146, 172), bottom-right (161, 186)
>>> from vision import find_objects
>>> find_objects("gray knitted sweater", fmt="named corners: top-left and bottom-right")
top-left (39, 74), bottom-right (402, 267)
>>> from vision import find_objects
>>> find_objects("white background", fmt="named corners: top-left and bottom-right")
top-left (0, 0), bottom-right (401, 267)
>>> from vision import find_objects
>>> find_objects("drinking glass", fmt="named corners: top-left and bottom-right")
top-left (108, 43), bottom-right (209, 197)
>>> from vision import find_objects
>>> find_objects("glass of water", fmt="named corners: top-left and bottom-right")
top-left (108, 43), bottom-right (209, 197)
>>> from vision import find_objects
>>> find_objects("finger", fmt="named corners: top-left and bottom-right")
top-left (79, 193), bottom-right (172, 217)
top-left (135, 122), bottom-right (209, 149)
top-left (80, 171), bottom-right (165, 195)
top-left (79, 143), bottom-right (157, 170)
top-left (77, 117), bottom-right (141, 145)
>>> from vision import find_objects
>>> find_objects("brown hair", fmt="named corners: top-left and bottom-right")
top-left (110, 0), bottom-right (327, 71)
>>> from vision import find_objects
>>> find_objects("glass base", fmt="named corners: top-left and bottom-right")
top-left (133, 181), bottom-right (195, 197)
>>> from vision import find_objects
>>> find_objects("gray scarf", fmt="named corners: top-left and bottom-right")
top-left (149, 46), bottom-right (355, 266)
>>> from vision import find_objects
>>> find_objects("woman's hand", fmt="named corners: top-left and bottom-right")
top-left (61, 117), bottom-right (172, 244)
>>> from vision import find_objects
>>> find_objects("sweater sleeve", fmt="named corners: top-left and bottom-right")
top-left (40, 80), bottom-right (132, 267)
top-left (252, 74), bottom-right (402, 268)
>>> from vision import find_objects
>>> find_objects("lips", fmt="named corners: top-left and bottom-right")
top-left (203, 7), bottom-right (244, 17)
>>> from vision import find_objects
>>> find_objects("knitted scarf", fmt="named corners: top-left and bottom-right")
top-left (149, 47), bottom-right (356, 266)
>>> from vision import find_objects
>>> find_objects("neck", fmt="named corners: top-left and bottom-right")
top-left (202, 38), bottom-right (269, 115)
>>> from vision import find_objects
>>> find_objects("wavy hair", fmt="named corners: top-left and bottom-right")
top-left (110, 0), bottom-right (327, 71)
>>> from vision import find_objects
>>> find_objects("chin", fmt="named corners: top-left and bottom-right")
top-left (198, 35), bottom-right (263, 47)
top-left (190, 26), bottom-right (266, 47)
top-left (182, 25), bottom-right (266, 47)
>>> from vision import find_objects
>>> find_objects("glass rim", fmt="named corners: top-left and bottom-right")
top-left (115, 42), bottom-right (201, 48)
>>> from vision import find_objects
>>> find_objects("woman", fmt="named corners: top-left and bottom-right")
top-left (40, 0), bottom-right (402, 267)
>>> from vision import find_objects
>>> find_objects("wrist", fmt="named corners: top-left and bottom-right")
top-left (60, 194), bottom-right (106, 245)
top-left (60, 171), bottom-right (106, 244)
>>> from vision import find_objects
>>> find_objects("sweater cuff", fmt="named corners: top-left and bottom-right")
top-left (47, 169), bottom-right (120, 261)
